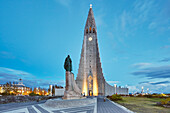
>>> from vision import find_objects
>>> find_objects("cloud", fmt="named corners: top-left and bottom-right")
top-left (107, 81), bottom-right (120, 84)
top-left (148, 22), bottom-right (156, 29)
top-left (128, 81), bottom-right (170, 94)
top-left (0, 67), bottom-right (64, 88)
top-left (133, 0), bottom-right (155, 21)
top-left (120, 0), bottom-right (155, 30)
top-left (112, 0), bottom-right (169, 40)
top-left (161, 45), bottom-right (170, 49)
top-left (0, 51), bottom-right (15, 59)
top-left (23, 79), bottom-right (64, 89)
top-left (127, 85), bottom-right (140, 93)
top-left (0, 73), bottom-right (18, 80)
top-left (139, 81), bottom-right (170, 85)
top-left (95, 8), bottom-right (106, 27)
top-left (109, 0), bottom-right (159, 47)
top-left (133, 63), bottom-right (152, 68)
top-left (159, 58), bottom-right (170, 62)
top-left (129, 84), bottom-right (170, 94)
top-left (55, 0), bottom-right (71, 7)
top-left (0, 67), bottom-right (34, 79)
top-left (96, 14), bottom-right (105, 26)
top-left (150, 81), bottom-right (170, 85)
top-left (131, 65), bottom-right (170, 79)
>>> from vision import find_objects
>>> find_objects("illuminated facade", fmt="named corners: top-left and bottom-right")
top-left (33, 87), bottom-right (47, 96)
top-left (76, 5), bottom-right (105, 96)
top-left (76, 5), bottom-right (129, 96)
top-left (0, 79), bottom-right (32, 95)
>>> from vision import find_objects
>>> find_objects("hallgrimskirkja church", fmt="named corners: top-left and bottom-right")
top-left (75, 5), bottom-right (128, 96)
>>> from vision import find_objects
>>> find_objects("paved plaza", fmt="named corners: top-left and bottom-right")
top-left (0, 97), bottom-right (133, 113)
top-left (97, 98), bottom-right (133, 113)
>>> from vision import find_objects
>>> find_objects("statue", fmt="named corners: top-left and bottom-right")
top-left (63, 55), bottom-right (83, 99)
top-left (64, 55), bottom-right (72, 72)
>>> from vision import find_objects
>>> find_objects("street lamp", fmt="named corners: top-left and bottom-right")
top-left (147, 88), bottom-right (149, 94)
top-left (114, 84), bottom-right (117, 94)
top-left (141, 86), bottom-right (144, 94)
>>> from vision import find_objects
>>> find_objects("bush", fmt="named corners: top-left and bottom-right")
top-left (129, 94), bottom-right (134, 97)
top-left (137, 94), bottom-right (143, 97)
top-left (161, 98), bottom-right (170, 105)
top-left (151, 94), bottom-right (167, 98)
top-left (29, 92), bottom-right (40, 96)
top-left (10, 93), bottom-right (16, 95)
top-left (146, 94), bottom-right (153, 98)
top-left (1, 92), bottom-right (10, 96)
top-left (108, 94), bottom-right (122, 101)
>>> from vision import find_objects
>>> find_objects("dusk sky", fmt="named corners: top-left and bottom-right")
top-left (0, 0), bottom-right (170, 93)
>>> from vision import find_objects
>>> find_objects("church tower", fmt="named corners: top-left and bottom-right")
top-left (76, 5), bottom-right (105, 96)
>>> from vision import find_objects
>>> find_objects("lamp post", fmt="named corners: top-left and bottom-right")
top-left (141, 86), bottom-right (144, 94)
top-left (114, 84), bottom-right (117, 94)
top-left (147, 88), bottom-right (149, 94)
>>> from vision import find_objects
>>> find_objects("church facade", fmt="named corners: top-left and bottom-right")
top-left (76, 5), bottom-right (128, 96)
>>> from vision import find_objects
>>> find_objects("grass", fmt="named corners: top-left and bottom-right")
top-left (115, 97), bottom-right (170, 113)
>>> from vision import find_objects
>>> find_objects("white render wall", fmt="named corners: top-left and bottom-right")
top-left (55, 88), bottom-right (65, 96)
top-left (105, 82), bottom-right (128, 96)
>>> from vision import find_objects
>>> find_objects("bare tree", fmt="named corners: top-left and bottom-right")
top-left (3, 82), bottom-right (12, 95)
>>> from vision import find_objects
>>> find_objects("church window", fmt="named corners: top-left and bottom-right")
top-left (86, 29), bottom-right (88, 33)
top-left (93, 28), bottom-right (95, 33)
top-left (89, 83), bottom-right (92, 88)
top-left (89, 27), bottom-right (91, 33)
top-left (88, 76), bottom-right (92, 82)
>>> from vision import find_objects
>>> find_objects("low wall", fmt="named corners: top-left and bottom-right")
top-left (55, 88), bottom-right (65, 96)
top-left (0, 95), bottom-right (48, 104)
top-left (105, 82), bottom-right (128, 96)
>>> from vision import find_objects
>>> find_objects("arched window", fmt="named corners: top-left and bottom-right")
top-left (88, 76), bottom-right (93, 83)
top-left (86, 29), bottom-right (88, 34)
top-left (93, 28), bottom-right (95, 33)
top-left (89, 27), bottom-right (91, 33)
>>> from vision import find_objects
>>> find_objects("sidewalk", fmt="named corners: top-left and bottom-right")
top-left (97, 98), bottom-right (133, 113)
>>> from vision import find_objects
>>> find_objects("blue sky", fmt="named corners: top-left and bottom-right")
top-left (0, 0), bottom-right (170, 93)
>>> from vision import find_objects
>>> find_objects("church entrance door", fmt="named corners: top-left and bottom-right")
top-left (89, 90), bottom-right (93, 96)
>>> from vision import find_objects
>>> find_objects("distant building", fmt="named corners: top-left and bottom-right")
top-left (48, 85), bottom-right (53, 96)
top-left (33, 87), bottom-right (47, 96)
top-left (49, 85), bottom-right (64, 96)
top-left (55, 88), bottom-right (65, 96)
top-left (0, 85), bottom-right (4, 93)
top-left (0, 79), bottom-right (32, 95)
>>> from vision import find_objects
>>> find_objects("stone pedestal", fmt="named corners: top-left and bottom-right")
top-left (63, 71), bottom-right (83, 99)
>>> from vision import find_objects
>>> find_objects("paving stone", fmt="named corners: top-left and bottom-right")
top-left (53, 104), bottom-right (95, 113)
top-left (34, 105), bottom-right (50, 113)
top-left (97, 98), bottom-right (129, 113)
top-left (27, 106), bottom-right (37, 113)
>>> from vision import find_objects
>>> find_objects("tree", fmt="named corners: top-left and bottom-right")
top-left (48, 88), bottom-right (50, 95)
top-left (33, 87), bottom-right (37, 94)
top-left (55, 85), bottom-right (63, 88)
top-left (3, 82), bottom-right (12, 95)
top-left (13, 84), bottom-right (18, 95)
top-left (52, 85), bottom-right (55, 96)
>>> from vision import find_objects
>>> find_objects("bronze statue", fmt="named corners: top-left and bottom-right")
top-left (64, 55), bottom-right (72, 72)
